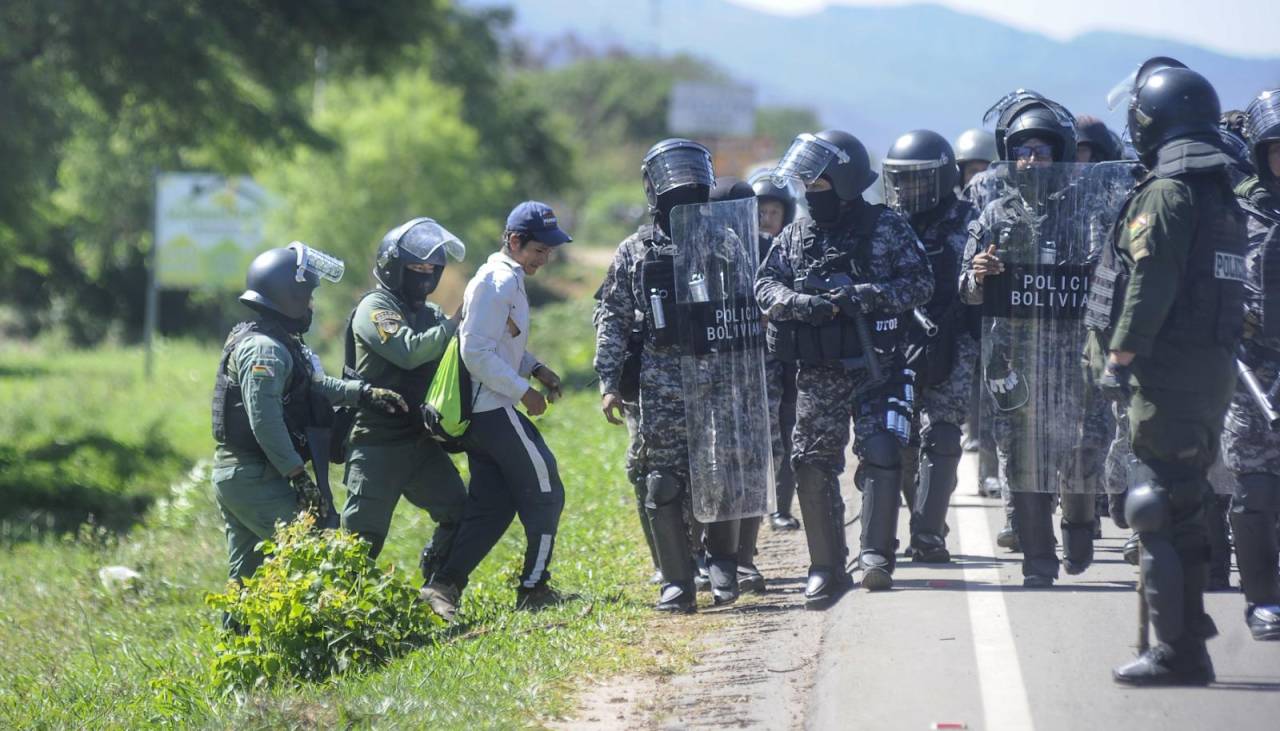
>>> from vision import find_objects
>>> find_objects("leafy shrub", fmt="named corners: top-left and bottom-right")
top-left (206, 516), bottom-right (441, 690)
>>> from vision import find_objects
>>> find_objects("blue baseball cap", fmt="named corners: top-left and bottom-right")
top-left (505, 201), bottom-right (572, 246)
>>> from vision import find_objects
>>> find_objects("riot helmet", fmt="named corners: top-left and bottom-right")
top-left (1106, 56), bottom-right (1187, 112)
top-left (1127, 67), bottom-right (1220, 165)
top-left (1245, 89), bottom-right (1280, 183)
top-left (772, 129), bottom-right (877, 201)
top-left (954, 128), bottom-right (997, 165)
top-left (987, 90), bottom-right (1077, 163)
top-left (1074, 115), bottom-right (1123, 162)
top-left (240, 241), bottom-right (345, 330)
top-left (642, 138), bottom-right (715, 234)
top-left (710, 176), bottom-right (755, 202)
top-left (374, 218), bottom-right (466, 308)
top-left (882, 129), bottom-right (958, 215)
top-left (748, 170), bottom-right (798, 227)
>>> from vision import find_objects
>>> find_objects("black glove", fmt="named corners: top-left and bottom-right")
top-left (360, 384), bottom-right (408, 415)
top-left (1097, 360), bottom-right (1132, 402)
top-left (1109, 490), bottom-right (1129, 530)
top-left (289, 470), bottom-right (327, 521)
top-left (796, 294), bottom-right (838, 325)
top-left (829, 286), bottom-right (865, 317)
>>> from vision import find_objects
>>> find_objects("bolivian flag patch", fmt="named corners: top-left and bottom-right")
top-left (250, 363), bottom-right (275, 378)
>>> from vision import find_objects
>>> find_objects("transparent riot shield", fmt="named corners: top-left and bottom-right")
top-left (669, 197), bottom-right (775, 522)
top-left (979, 161), bottom-right (1142, 494)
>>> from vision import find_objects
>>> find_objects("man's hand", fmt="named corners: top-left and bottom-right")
top-left (796, 294), bottom-right (839, 325)
top-left (1098, 356), bottom-right (1133, 402)
top-left (288, 469), bottom-right (328, 521)
top-left (533, 364), bottom-right (563, 403)
top-left (521, 387), bottom-right (548, 416)
top-left (360, 384), bottom-right (408, 414)
top-left (601, 392), bottom-right (625, 425)
top-left (971, 244), bottom-right (1004, 283)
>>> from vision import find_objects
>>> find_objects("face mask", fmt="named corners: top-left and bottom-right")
top-left (805, 189), bottom-right (843, 226)
top-left (401, 269), bottom-right (441, 310)
top-left (655, 185), bottom-right (709, 234)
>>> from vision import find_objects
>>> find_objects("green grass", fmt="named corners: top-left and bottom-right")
top-left (0, 303), bottom-right (682, 729)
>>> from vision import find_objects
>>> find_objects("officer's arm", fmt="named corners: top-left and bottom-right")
top-left (754, 226), bottom-right (805, 321)
top-left (854, 213), bottom-right (934, 313)
top-left (355, 298), bottom-right (458, 371)
top-left (1109, 180), bottom-right (1194, 357)
top-left (311, 371), bottom-right (364, 407)
top-left (235, 337), bottom-right (306, 476)
top-left (460, 269), bottom-right (532, 400)
top-left (593, 244), bottom-right (638, 396)
top-left (958, 214), bottom-right (991, 305)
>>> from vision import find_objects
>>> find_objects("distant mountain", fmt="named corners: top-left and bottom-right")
top-left (467, 0), bottom-right (1280, 157)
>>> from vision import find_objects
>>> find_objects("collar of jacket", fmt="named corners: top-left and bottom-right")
top-left (1149, 136), bottom-right (1234, 178)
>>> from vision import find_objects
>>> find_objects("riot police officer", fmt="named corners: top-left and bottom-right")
top-left (752, 173), bottom-right (803, 532)
top-left (882, 129), bottom-right (979, 563)
top-left (1086, 64), bottom-right (1247, 685)
top-left (1221, 87), bottom-right (1280, 641)
top-left (955, 128), bottom-right (997, 191)
top-left (339, 219), bottom-right (467, 574)
top-left (595, 139), bottom-right (744, 612)
top-left (212, 243), bottom-right (406, 586)
top-left (758, 130), bottom-right (933, 601)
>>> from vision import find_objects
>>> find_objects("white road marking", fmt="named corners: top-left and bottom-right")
top-left (956, 457), bottom-right (1036, 731)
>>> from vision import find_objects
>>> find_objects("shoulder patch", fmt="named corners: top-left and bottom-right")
top-left (249, 362), bottom-right (275, 378)
top-left (371, 309), bottom-right (403, 342)
top-left (1127, 213), bottom-right (1153, 261)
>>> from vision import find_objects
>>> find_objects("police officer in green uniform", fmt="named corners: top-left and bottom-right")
top-left (212, 242), bottom-right (407, 586)
top-left (340, 219), bottom-right (468, 572)
top-left (1085, 62), bottom-right (1248, 686)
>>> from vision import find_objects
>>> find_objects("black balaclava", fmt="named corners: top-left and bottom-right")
top-left (655, 184), bottom-right (710, 235)
top-left (400, 269), bottom-right (441, 311)
top-left (805, 188), bottom-right (842, 227)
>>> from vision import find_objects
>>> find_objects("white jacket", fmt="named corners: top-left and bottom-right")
top-left (460, 251), bottom-right (540, 413)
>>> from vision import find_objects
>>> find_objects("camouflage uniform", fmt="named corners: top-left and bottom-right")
top-left (1221, 176), bottom-right (1280, 607)
top-left (756, 204), bottom-right (932, 582)
top-left (900, 196), bottom-right (980, 559)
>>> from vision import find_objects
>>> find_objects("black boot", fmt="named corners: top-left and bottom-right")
top-left (858, 454), bottom-right (901, 591)
top-left (736, 516), bottom-right (766, 594)
top-left (1059, 491), bottom-right (1096, 576)
top-left (795, 463), bottom-right (852, 607)
top-left (705, 520), bottom-right (740, 605)
top-left (645, 472), bottom-right (696, 614)
top-left (1206, 494), bottom-right (1233, 591)
top-left (911, 425), bottom-right (961, 563)
top-left (1012, 491), bottom-right (1058, 585)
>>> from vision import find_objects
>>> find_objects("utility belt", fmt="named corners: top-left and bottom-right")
top-left (768, 312), bottom-right (900, 365)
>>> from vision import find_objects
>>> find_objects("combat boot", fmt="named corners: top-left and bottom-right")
top-left (910, 426), bottom-right (961, 564)
top-left (858, 462), bottom-right (901, 591)
top-left (654, 582), bottom-right (697, 613)
top-left (795, 463), bottom-right (852, 608)
top-left (420, 580), bottom-right (461, 623)
top-left (1245, 604), bottom-right (1280, 641)
top-left (1112, 638), bottom-right (1215, 686)
top-left (736, 516), bottom-right (766, 594)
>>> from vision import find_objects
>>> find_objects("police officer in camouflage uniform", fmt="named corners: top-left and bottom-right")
top-left (961, 94), bottom-right (1109, 585)
top-left (596, 139), bottom-right (743, 612)
top-left (883, 130), bottom-right (979, 563)
top-left (753, 173), bottom-right (804, 533)
top-left (339, 219), bottom-right (467, 573)
top-left (955, 128), bottom-right (997, 193)
top-left (212, 243), bottom-right (406, 586)
top-left (1085, 64), bottom-right (1247, 685)
top-left (757, 130), bottom-right (933, 602)
top-left (1221, 88), bottom-right (1280, 640)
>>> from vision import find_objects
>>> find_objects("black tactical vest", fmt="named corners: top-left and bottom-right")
top-left (769, 204), bottom-right (903, 364)
top-left (635, 225), bottom-right (684, 348)
top-left (212, 320), bottom-right (318, 461)
top-left (1086, 170), bottom-right (1247, 348)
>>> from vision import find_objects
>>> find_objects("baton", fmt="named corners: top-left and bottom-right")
top-left (1237, 359), bottom-right (1280, 429)
top-left (851, 311), bottom-right (884, 383)
top-left (913, 308), bottom-right (939, 337)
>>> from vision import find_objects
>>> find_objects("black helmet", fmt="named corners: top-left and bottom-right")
top-left (953, 128), bottom-right (997, 165)
top-left (1127, 67), bottom-right (1220, 164)
top-left (772, 129), bottom-right (876, 201)
top-left (1075, 115), bottom-right (1123, 162)
top-left (992, 93), bottom-right (1077, 163)
top-left (240, 242), bottom-right (344, 320)
top-left (882, 129), bottom-right (958, 215)
top-left (1106, 56), bottom-right (1188, 112)
top-left (1245, 89), bottom-right (1280, 183)
top-left (710, 176), bottom-right (755, 202)
top-left (374, 218), bottom-right (466, 302)
top-left (641, 138), bottom-right (715, 212)
top-left (1218, 126), bottom-right (1257, 179)
top-left (749, 172), bottom-right (798, 227)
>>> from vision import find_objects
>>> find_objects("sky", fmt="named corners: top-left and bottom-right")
top-left (728, 0), bottom-right (1280, 58)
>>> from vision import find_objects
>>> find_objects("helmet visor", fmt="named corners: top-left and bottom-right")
top-left (288, 242), bottom-right (344, 284)
top-left (983, 88), bottom-right (1045, 126)
top-left (398, 219), bottom-right (467, 264)
top-left (771, 133), bottom-right (849, 188)
top-left (1105, 69), bottom-right (1140, 112)
top-left (1246, 89), bottom-right (1280, 144)
top-left (882, 166), bottom-right (941, 215)
top-left (643, 146), bottom-right (715, 197)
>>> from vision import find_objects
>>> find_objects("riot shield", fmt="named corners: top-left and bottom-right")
top-left (979, 161), bottom-right (1142, 494)
top-left (670, 198), bottom-right (775, 522)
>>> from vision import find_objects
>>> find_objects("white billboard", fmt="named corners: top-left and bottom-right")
top-left (154, 173), bottom-right (270, 289)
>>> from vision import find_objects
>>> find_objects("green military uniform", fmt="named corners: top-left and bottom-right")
top-left (339, 288), bottom-right (465, 558)
top-left (213, 326), bottom-right (363, 581)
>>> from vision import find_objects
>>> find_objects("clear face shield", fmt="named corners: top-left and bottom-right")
top-left (642, 146), bottom-right (715, 198)
top-left (287, 241), bottom-right (344, 285)
top-left (1246, 90), bottom-right (1280, 147)
top-left (397, 218), bottom-right (467, 265)
top-left (771, 133), bottom-right (849, 188)
top-left (882, 162), bottom-right (943, 215)
top-left (982, 88), bottom-right (1046, 127)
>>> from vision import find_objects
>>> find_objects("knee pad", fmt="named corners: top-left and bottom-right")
top-left (922, 422), bottom-right (963, 458)
top-left (859, 432), bottom-right (902, 470)
top-left (1234, 472), bottom-right (1280, 513)
top-left (1125, 483), bottom-right (1171, 534)
top-left (645, 471), bottom-right (684, 508)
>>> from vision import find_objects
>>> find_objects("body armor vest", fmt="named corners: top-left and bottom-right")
top-left (635, 225), bottom-right (684, 348)
top-left (1086, 171), bottom-right (1247, 347)
top-left (769, 204), bottom-right (903, 364)
top-left (906, 200), bottom-right (971, 386)
top-left (212, 320), bottom-right (319, 461)
top-left (1238, 198), bottom-right (1280, 341)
